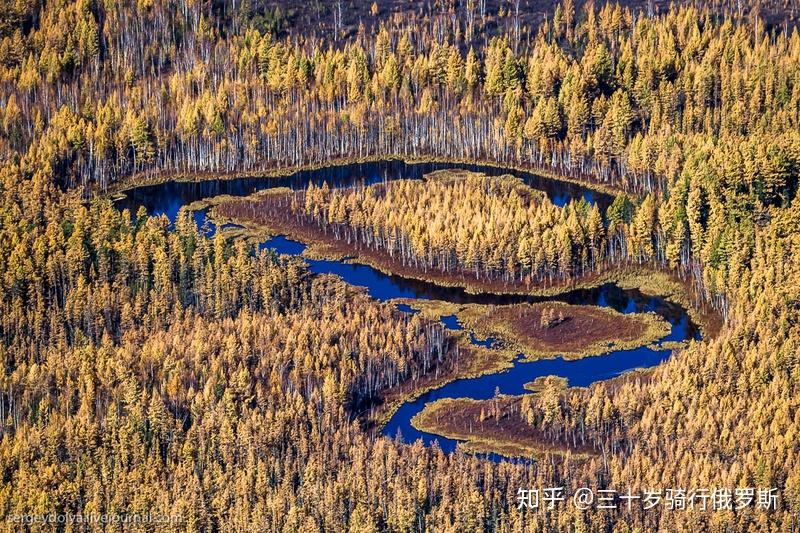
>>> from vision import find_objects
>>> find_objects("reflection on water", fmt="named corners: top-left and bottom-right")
top-left (262, 234), bottom-right (695, 327)
top-left (116, 160), bottom-right (613, 223)
top-left (114, 161), bottom-right (698, 460)
top-left (261, 235), bottom-right (699, 456)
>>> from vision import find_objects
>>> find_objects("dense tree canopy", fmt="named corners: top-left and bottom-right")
top-left (1, 1), bottom-right (799, 531)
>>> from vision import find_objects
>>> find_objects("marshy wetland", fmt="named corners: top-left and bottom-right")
top-left (115, 160), bottom-right (704, 459)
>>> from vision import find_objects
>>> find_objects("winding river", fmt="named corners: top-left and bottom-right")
top-left (115, 160), bottom-right (701, 458)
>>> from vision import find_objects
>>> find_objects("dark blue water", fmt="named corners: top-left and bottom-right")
top-left (114, 161), bottom-right (699, 460)
top-left (380, 299), bottom-right (694, 453)
top-left (382, 325), bottom-right (690, 453)
top-left (116, 160), bottom-right (613, 222)
top-left (259, 235), bottom-right (699, 455)
top-left (260, 235), bottom-right (696, 325)
top-left (379, 289), bottom-right (693, 452)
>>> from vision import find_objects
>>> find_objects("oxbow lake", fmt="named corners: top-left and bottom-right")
top-left (116, 160), bottom-right (700, 460)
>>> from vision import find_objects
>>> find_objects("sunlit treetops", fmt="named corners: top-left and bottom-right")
top-left (0, 1), bottom-right (800, 531)
top-left (2, 1), bottom-right (800, 198)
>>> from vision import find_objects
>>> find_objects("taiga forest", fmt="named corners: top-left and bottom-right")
top-left (1, 0), bottom-right (799, 531)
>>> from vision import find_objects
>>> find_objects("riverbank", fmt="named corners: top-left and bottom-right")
top-left (368, 340), bottom-right (514, 431)
top-left (105, 154), bottom-right (624, 200)
top-left (391, 299), bottom-right (672, 361)
top-left (410, 367), bottom-right (658, 459)
top-left (409, 396), bottom-right (598, 458)
top-left (211, 185), bottom-right (603, 296)
top-left (209, 190), bottom-right (719, 338)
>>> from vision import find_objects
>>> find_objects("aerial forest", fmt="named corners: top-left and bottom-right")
top-left (1, 0), bottom-right (799, 531)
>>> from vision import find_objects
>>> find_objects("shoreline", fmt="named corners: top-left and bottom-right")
top-left (366, 341), bottom-right (515, 431)
top-left (209, 193), bottom-right (721, 339)
top-left (408, 366), bottom-right (659, 460)
top-left (391, 299), bottom-right (673, 362)
top-left (104, 154), bottom-right (624, 200)
top-left (113, 159), bottom-right (722, 457)
top-left (409, 396), bottom-right (599, 459)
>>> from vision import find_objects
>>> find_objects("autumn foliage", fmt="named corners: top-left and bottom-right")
top-left (0, 0), bottom-right (799, 531)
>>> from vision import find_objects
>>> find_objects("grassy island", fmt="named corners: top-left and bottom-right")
top-left (209, 169), bottom-right (717, 337)
top-left (391, 299), bottom-right (671, 361)
top-left (210, 170), bottom-right (617, 296)
top-left (410, 396), bottom-right (597, 459)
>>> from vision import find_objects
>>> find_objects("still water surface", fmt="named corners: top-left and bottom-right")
top-left (116, 161), bottom-right (698, 458)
